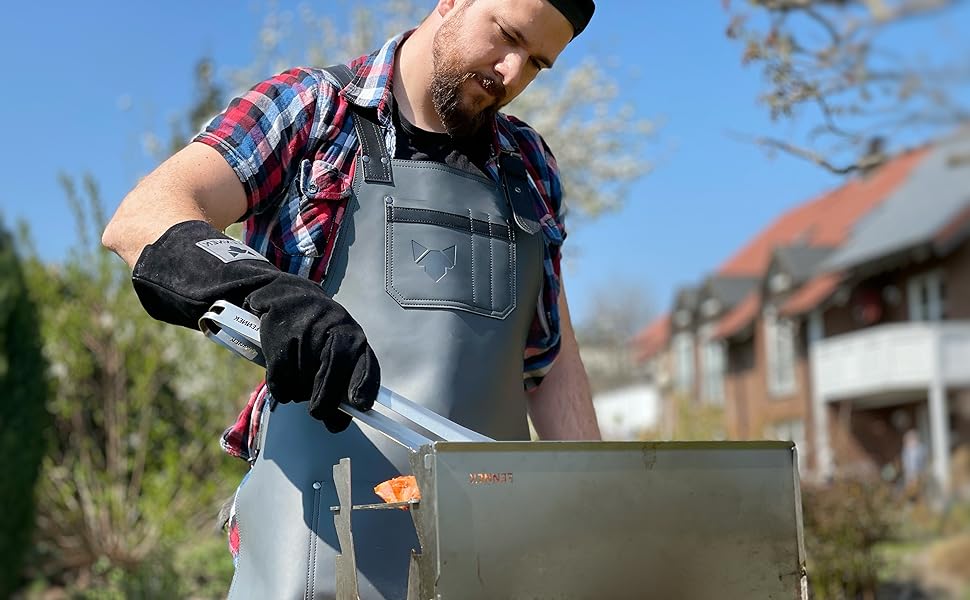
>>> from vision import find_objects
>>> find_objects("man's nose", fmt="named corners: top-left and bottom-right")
top-left (494, 51), bottom-right (527, 88)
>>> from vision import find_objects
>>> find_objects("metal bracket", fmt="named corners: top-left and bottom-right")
top-left (331, 499), bottom-right (419, 512)
top-left (332, 458), bottom-right (426, 600)
top-left (333, 458), bottom-right (360, 600)
top-left (406, 551), bottom-right (422, 600)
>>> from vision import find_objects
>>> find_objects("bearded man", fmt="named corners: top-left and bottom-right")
top-left (102, 0), bottom-right (599, 597)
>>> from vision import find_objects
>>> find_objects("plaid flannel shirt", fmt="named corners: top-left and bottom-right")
top-left (194, 31), bottom-right (568, 462)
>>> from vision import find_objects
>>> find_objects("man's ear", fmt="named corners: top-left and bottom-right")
top-left (436, 0), bottom-right (457, 17)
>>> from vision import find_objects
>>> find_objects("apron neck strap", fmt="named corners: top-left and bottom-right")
top-left (323, 64), bottom-right (394, 185)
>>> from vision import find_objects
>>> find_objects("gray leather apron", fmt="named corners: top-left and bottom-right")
top-left (227, 71), bottom-right (545, 600)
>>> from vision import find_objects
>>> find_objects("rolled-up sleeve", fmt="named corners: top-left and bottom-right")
top-left (507, 117), bottom-right (568, 391)
top-left (193, 67), bottom-right (337, 217)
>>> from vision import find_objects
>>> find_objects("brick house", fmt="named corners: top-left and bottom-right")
top-left (808, 131), bottom-right (970, 491)
top-left (635, 131), bottom-right (970, 492)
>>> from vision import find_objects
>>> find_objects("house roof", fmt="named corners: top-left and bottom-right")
top-left (779, 273), bottom-right (843, 317)
top-left (822, 131), bottom-right (970, 272)
top-left (773, 245), bottom-right (835, 284)
top-left (703, 275), bottom-right (760, 309)
top-left (633, 143), bottom-right (931, 353)
top-left (632, 314), bottom-right (671, 362)
top-left (673, 286), bottom-right (700, 312)
top-left (717, 147), bottom-right (930, 277)
top-left (713, 291), bottom-right (760, 340)
top-left (704, 151), bottom-right (926, 340)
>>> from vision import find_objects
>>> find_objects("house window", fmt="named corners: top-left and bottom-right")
top-left (764, 305), bottom-right (797, 397)
top-left (699, 326), bottom-right (725, 405)
top-left (907, 270), bottom-right (945, 321)
top-left (673, 332), bottom-right (694, 394)
top-left (701, 298), bottom-right (721, 318)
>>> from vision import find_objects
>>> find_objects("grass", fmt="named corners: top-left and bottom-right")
top-left (875, 507), bottom-right (970, 600)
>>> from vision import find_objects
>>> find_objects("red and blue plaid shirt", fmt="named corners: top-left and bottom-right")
top-left (194, 32), bottom-right (567, 462)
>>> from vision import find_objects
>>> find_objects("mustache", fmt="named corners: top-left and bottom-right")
top-left (464, 72), bottom-right (506, 102)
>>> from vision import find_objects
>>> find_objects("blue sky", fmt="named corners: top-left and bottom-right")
top-left (2, 1), bottom-right (966, 327)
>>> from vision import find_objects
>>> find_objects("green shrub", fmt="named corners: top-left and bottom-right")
top-left (0, 221), bottom-right (51, 598)
top-left (803, 478), bottom-right (900, 599)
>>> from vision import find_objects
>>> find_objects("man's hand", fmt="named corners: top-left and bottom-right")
top-left (247, 275), bottom-right (379, 432)
top-left (130, 220), bottom-right (379, 431)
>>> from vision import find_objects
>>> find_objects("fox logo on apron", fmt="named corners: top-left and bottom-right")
top-left (411, 241), bottom-right (457, 282)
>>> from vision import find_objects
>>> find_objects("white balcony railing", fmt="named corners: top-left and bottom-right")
top-left (810, 321), bottom-right (970, 402)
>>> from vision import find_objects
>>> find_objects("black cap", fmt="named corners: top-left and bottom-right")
top-left (547, 0), bottom-right (595, 38)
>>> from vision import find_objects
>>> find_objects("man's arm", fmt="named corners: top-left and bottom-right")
top-left (102, 142), bottom-right (247, 267)
top-left (527, 283), bottom-right (601, 440)
top-left (102, 140), bottom-right (378, 432)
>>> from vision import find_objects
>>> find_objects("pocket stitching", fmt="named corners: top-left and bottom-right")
top-left (488, 213), bottom-right (494, 312)
top-left (510, 221), bottom-right (517, 313)
top-left (468, 208), bottom-right (476, 306)
top-left (385, 207), bottom-right (516, 318)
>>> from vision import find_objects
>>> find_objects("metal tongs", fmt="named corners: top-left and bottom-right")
top-left (199, 300), bottom-right (494, 451)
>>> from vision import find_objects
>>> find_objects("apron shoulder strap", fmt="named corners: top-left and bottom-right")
top-left (499, 150), bottom-right (542, 236)
top-left (322, 64), bottom-right (393, 186)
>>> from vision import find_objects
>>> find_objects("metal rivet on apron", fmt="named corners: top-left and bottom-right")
top-left (307, 183), bottom-right (318, 194)
top-left (514, 186), bottom-right (522, 193)
top-left (361, 154), bottom-right (371, 163)
top-left (312, 481), bottom-right (322, 490)
top-left (384, 195), bottom-right (393, 204)
top-left (380, 156), bottom-right (389, 165)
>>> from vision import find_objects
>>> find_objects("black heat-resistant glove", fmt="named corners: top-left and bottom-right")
top-left (131, 220), bottom-right (379, 432)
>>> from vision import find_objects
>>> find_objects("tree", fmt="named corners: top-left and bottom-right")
top-left (575, 282), bottom-right (655, 347)
top-left (225, 0), bottom-right (654, 220)
top-left (575, 282), bottom-right (654, 394)
top-left (0, 218), bottom-right (50, 599)
top-left (725, 0), bottom-right (969, 173)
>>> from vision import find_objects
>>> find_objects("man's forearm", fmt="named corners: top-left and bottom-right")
top-left (102, 142), bottom-right (248, 268)
top-left (527, 290), bottom-right (601, 440)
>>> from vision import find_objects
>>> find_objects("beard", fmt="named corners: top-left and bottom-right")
top-left (430, 14), bottom-right (507, 138)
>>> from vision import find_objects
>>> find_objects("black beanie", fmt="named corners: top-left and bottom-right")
top-left (547, 0), bottom-right (595, 38)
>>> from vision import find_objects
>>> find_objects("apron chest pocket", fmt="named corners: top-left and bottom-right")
top-left (384, 199), bottom-right (516, 319)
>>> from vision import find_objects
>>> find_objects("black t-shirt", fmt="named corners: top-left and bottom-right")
top-left (392, 100), bottom-right (493, 178)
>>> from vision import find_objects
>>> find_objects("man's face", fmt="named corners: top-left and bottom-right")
top-left (430, 0), bottom-right (573, 137)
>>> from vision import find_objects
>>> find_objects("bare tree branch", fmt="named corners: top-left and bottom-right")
top-left (727, 130), bottom-right (889, 174)
top-left (726, 0), bottom-right (969, 168)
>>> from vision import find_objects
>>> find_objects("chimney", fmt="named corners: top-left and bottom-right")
top-left (858, 136), bottom-right (888, 176)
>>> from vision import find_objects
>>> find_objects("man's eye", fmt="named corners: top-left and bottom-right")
top-left (499, 26), bottom-right (514, 42)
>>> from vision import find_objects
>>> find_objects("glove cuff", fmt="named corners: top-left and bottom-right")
top-left (132, 220), bottom-right (281, 329)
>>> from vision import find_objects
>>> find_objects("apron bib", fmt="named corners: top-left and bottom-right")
top-left (227, 98), bottom-right (545, 599)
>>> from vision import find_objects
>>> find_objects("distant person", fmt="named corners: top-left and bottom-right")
top-left (101, 1), bottom-right (601, 597)
top-left (901, 429), bottom-right (927, 501)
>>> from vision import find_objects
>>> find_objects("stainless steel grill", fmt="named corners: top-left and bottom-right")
top-left (202, 301), bottom-right (808, 600)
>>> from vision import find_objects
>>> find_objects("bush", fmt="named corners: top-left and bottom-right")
top-left (18, 532), bottom-right (233, 600)
top-left (802, 478), bottom-right (900, 599)
top-left (15, 176), bottom-right (258, 596)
